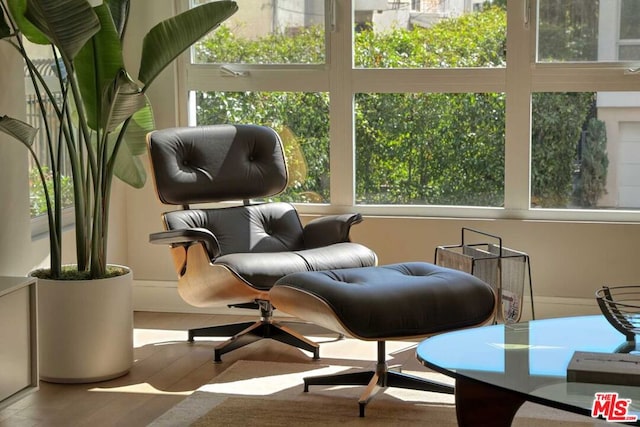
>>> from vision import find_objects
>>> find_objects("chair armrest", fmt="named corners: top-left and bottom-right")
top-left (149, 228), bottom-right (221, 259)
top-left (303, 213), bottom-right (363, 249)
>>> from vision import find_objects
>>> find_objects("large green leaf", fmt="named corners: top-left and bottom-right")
top-left (110, 134), bottom-right (146, 188)
top-left (105, 0), bottom-right (129, 40)
top-left (108, 101), bottom-right (153, 188)
top-left (123, 101), bottom-right (154, 156)
top-left (102, 69), bottom-right (145, 133)
top-left (24, 0), bottom-right (100, 61)
top-left (0, 115), bottom-right (38, 147)
top-left (75, 3), bottom-right (124, 130)
top-left (137, 0), bottom-right (238, 87)
top-left (6, 0), bottom-right (49, 44)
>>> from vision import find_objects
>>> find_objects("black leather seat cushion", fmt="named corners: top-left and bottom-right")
top-left (274, 262), bottom-right (495, 339)
top-left (217, 242), bottom-right (377, 290)
top-left (162, 202), bottom-right (378, 290)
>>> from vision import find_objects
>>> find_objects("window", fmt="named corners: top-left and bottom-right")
top-left (191, 0), bottom-right (326, 65)
top-left (186, 0), bottom-right (331, 206)
top-left (193, 90), bottom-right (330, 202)
top-left (21, 41), bottom-right (74, 236)
top-left (355, 92), bottom-right (505, 207)
top-left (536, 0), bottom-right (598, 62)
top-left (533, 0), bottom-right (640, 214)
top-left (354, 1), bottom-right (506, 69)
top-left (619, 0), bottom-right (640, 60)
top-left (182, 0), bottom-right (640, 221)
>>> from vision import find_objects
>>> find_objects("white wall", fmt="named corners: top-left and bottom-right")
top-left (0, 40), bottom-right (32, 276)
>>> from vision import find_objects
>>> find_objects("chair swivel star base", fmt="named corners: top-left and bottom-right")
top-left (303, 341), bottom-right (453, 417)
top-left (188, 300), bottom-right (319, 363)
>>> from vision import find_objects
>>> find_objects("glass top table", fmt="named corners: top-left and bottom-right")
top-left (416, 315), bottom-right (640, 426)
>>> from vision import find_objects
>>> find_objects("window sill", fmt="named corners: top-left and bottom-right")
top-left (31, 207), bottom-right (75, 240)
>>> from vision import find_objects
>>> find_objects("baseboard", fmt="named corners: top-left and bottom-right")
top-left (133, 280), bottom-right (602, 319)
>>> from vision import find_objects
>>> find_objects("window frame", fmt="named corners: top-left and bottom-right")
top-left (618, 0), bottom-right (640, 60)
top-left (178, 0), bottom-right (640, 222)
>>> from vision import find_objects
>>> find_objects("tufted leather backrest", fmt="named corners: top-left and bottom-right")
top-left (163, 202), bottom-right (305, 255)
top-left (147, 124), bottom-right (288, 205)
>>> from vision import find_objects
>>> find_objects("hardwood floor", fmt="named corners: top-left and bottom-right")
top-left (0, 312), bottom-right (424, 427)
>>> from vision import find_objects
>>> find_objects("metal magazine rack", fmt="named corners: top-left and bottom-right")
top-left (435, 228), bottom-right (535, 324)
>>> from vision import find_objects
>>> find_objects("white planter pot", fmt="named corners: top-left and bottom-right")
top-left (36, 266), bottom-right (133, 383)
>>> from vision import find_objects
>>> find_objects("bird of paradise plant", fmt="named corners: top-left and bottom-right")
top-left (0, 0), bottom-right (238, 279)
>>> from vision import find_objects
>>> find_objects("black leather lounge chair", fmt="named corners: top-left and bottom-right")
top-left (146, 124), bottom-right (377, 362)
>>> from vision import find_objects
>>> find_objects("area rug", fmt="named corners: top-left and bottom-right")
top-left (149, 360), bottom-right (605, 426)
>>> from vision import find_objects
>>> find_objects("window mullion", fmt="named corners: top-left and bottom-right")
top-left (328, 0), bottom-right (354, 209)
top-left (504, 0), bottom-right (533, 214)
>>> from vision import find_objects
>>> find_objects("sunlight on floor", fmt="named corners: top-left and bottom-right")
top-left (82, 328), bottom-right (198, 396)
top-left (191, 360), bottom-right (455, 405)
top-left (199, 364), bottom-right (350, 396)
top-left (88, 382), bottom-right (192, 395)
top-left (134, 328), bottom-right (187, 347)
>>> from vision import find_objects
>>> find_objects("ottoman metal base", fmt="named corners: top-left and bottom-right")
top-left (303, 341), bottom-right (453, 417)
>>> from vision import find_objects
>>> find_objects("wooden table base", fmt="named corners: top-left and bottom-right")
top-left (455, 377), bottom-right (526, 427)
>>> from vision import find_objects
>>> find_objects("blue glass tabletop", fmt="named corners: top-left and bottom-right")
top-left (416, 315), bottom-right (640, 423)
